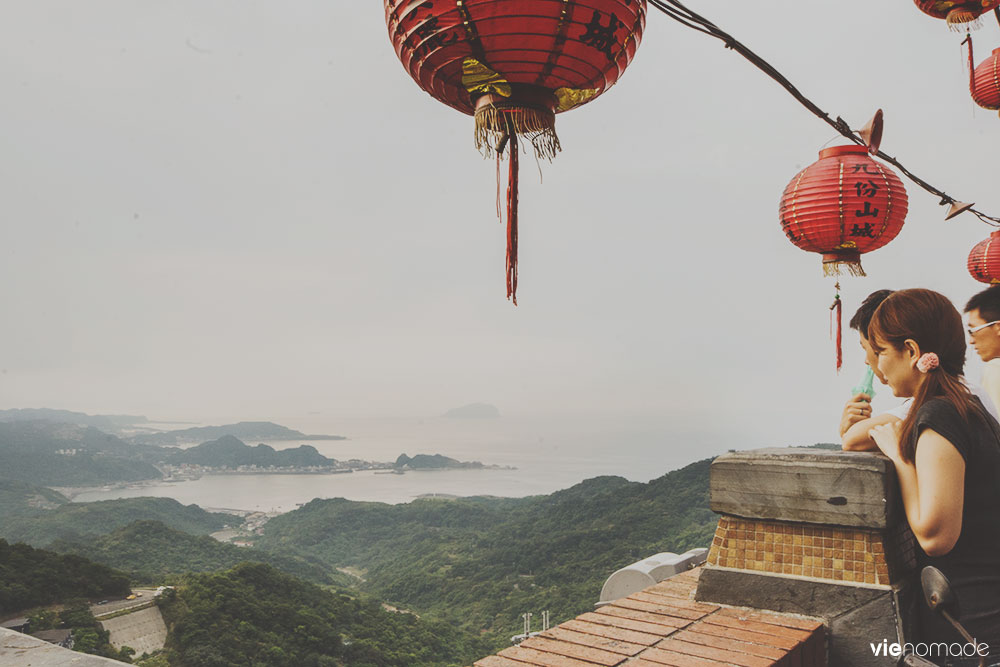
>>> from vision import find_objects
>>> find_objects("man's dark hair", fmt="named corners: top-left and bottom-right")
top-left (849, 289), bottom-right (894, 334)
top-left (964, 285), bottom-right (1000, 321)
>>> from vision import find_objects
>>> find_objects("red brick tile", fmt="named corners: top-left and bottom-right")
top-left (595, 605), bottom-right (695, 629)
top-left (673, 629), bottom-right (788, 661)
top-left (534, 628), bottom-right (645, 656)
top-left (520, 637), bottom-right (626, 665)
top-left (655, 638), bottom-right (775, 667)
top-left (558, 620), bottom-right (662, 647)
top-left (636, 646), bottom-right (734, 666)
top-left (499, 645), bottom-right (608, 667)
top-left (578, 612), bottom-right (683, 638)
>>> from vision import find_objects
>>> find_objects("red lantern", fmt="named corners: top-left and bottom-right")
top-left (385, 0), bottom-right (646, 303)
top-left (965, 41), bottom-right (1000, 113)
top-left (968, 230), bottom-right (1000, 283)
top-left (914, 0), bottom-right (1000, 28)
top-left (779, 145), bottom-right (909, 277)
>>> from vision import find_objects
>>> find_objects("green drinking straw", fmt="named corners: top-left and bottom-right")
top-left (851, 366), bottom-right (876, 401)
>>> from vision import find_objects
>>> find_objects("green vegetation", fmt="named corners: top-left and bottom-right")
top-left (0, 496), bottom-right (232, 547)
top-left (157, 563), bottom-right (491, 667)
top-left (0, 421), bottom-right (164, 486)
top-left (256, 459), bottom-right (715, 646)
top-left (53, 520), bottom-right (346, 586)
top-left (169, 436), bottom-right (335, 469)
top-left (0, 540), bottom-right (130, 615)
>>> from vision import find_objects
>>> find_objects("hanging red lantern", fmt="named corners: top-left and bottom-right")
top-left (914, 0), bottom-right (1000, 29)
top-left (779, 145), bottom-right (909, 277)
top-left (385, 0), bottom-right (646, 303)
top-left (968, 230), bottom-right (1000, 283)
top-left (964, 37), bottom-right (1000, 113)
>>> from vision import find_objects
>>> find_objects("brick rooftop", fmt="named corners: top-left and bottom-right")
top-left (472, 568), bottom-right (826, 667)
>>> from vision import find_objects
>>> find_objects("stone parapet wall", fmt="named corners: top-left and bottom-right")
top-left (696, 447), bottom-right (919, 666)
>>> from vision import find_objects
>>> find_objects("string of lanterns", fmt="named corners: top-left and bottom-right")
top-left (382, 0), bottom-right (1000, 339)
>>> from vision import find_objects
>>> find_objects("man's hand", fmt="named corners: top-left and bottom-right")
top-left (839, 393), bottom-right (873, 437)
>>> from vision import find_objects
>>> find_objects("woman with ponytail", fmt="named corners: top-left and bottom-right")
top-left (867, 288), bottom-right (1000, 663)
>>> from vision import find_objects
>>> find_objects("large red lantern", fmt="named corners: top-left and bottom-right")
top-left (914, 0), bottom-right (1000, 28)
top-left (385, 0), bottom-right (646, 303)
top-left (779, 145), bottom-right (909, 277)
top-left (968, 230), bottom-right (1000, 283)
top-left (966, 42), bottom-right (1000, 113)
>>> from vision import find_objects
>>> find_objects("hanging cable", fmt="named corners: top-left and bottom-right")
top-left (646, 0), bottom-right (1000, 226)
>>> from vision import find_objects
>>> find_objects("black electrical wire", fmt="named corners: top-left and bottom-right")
top-left (646, 0), bottom-right (1000, 226)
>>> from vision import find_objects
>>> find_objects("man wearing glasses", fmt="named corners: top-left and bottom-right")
top-left (965, 286), bottom-right (1000, 416)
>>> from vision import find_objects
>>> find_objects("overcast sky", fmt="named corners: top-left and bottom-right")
top-left (1, 1), bottom-right (997, 447)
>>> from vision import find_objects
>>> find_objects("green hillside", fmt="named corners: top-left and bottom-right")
top-left (0, 421), bottom-right (165, 486)
top-left (53, 520), bottom-right (345, 587)
top-left (256, 459), bottom-right (715, 642)
top-left (0, 539), bottom-right (130, 615)
top-left (157, 563), bottom-right (490, 667)
top-left (169, 435), bottom-right (335, 468)
top-left (0, 496), bottom-right (232, 547)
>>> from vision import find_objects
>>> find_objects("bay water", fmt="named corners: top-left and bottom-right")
top-left (71, 415), bottom-right (733, 512)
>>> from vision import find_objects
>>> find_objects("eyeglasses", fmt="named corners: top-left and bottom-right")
top-left (968, 320), bottom-right (1000, 336)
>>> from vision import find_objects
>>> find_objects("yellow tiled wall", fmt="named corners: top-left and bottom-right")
top-left (706, 516), bottom-right (915, 586)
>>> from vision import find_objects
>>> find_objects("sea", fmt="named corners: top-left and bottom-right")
top-left (70, 415), bottom-right (736, 513)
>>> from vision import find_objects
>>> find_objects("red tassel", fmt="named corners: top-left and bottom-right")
top-left (506, 136), bottom-right (519, 305)
top-left (830, 282), bottom-right (842, 372)
top-left (963, 33), bottom-right (975, 95)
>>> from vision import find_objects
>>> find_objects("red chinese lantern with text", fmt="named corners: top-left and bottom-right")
top-left (385, 0), bottom-right (646, 303)
top-left (968, 230), bottom-right (1000, 283)
top-left (780, 144), bottom-right (908, 370)
top-left (914, 0), bottom-right (1000, 29)
top-left (780, 145), bottom-right (908, 277)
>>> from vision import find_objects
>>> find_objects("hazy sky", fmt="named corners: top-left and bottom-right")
top-left (1, 1), bottom-right (997, 448)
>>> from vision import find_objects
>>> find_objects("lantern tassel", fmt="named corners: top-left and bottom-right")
top-left (475, 106), bottom-right (560, 162)
top-left (947, 10), bottom-right (984, 30)
top-left (962, 33), bottom-right (975, 95)
top-left (506, 135), bottom-right (519, 305)
top-left (822, 261), bottom-right (866, 278)
top-left (830, 283), bottom-right (843, 373)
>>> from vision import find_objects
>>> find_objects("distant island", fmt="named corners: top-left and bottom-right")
top-left (170, 436), bottom-right (336, 469)
top-left (442, 403), bottom-right (500, 419)
top-left (131, 421), bottom-right (346, 446)
top-left (394, 453), bottom-right (512, 471)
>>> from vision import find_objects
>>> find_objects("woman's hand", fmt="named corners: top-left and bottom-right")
top-left (839, 393), bottom-right (872, 436)
top-left (869, 421), bottom-right (903, 462)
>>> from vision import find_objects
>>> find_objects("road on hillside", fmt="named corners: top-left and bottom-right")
top-left (89, 589), bottom-right (157, 618)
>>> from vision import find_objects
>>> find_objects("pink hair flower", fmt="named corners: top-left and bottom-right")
top-left (917, 353), bottom-right (940, 373)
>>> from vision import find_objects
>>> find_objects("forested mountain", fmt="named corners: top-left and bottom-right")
top-left (0, 496), bottom-right (232, 547)
top-left (0, 539), bottom-right (130, 615)
top-left (256, 458), bottom-right (715, 641)
top-left (52, 520), bottom-right (344, 586)
top-left (0, 421), bottom-right (165, 486)
top-left (157, 563), bottom-right (491, 667)
top-left (168, 435), bottom-right (334, 468)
